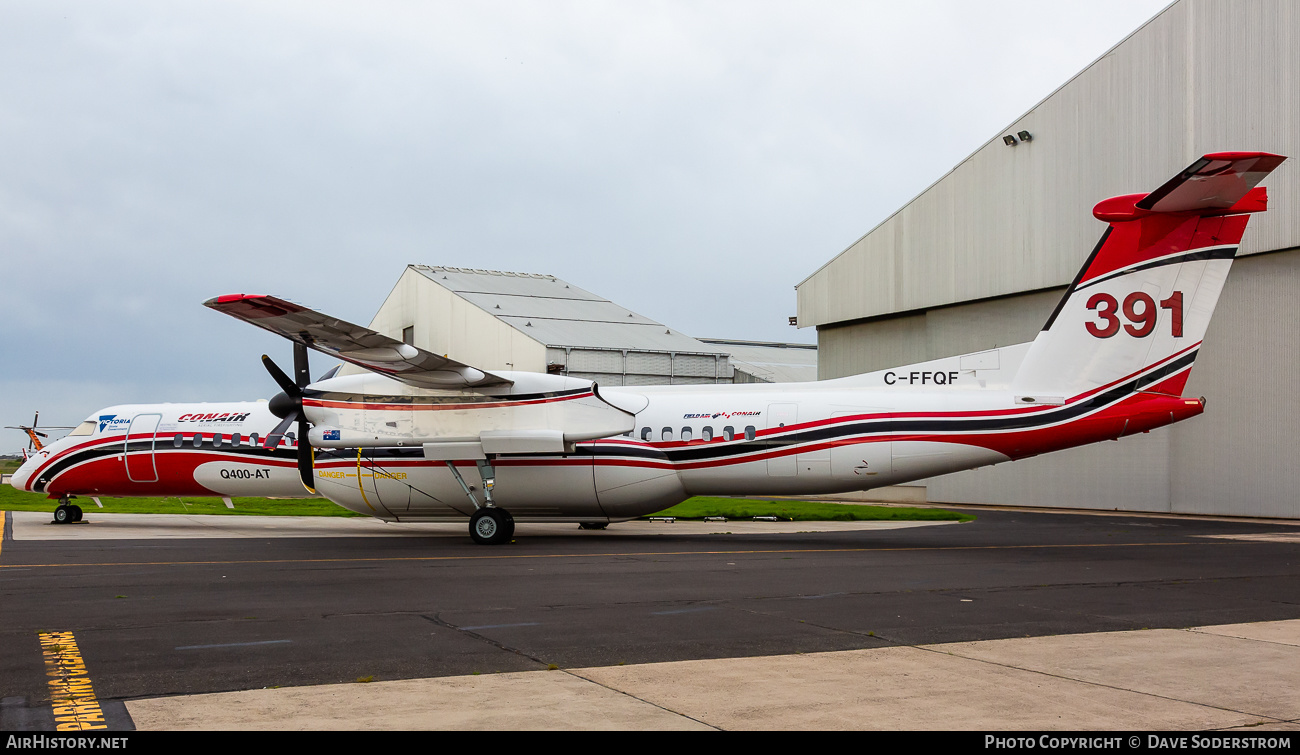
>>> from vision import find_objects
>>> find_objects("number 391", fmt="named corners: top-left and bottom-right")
top-left (1085, 291), bottom-right (1184, 338)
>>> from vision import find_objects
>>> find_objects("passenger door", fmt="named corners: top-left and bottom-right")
top-left (125, 414), bottom-right (161, 483)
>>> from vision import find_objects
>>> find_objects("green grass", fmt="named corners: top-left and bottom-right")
top-left (647, 497), bottom-right (974, 522)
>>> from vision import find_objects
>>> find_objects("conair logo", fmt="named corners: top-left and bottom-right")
top-left (177, 413), bottom-right (252, 423)
top-left (98, 415), bottom-right (131, 432)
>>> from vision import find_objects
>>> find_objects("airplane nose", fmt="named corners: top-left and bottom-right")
top-left (8, 462), bottom-right (32, 491)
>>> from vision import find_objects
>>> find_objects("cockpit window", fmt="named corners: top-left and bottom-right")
top-left (68, 421), bottom-right (95, 437)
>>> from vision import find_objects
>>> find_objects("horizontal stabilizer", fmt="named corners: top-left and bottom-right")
top-left (205, 294), bottom-right (513, 389)
top-left (1137, 152), bottom-right (1285, 213)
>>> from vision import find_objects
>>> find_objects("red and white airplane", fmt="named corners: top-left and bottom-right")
top-left (10, 152), bottom-right (1285, 540)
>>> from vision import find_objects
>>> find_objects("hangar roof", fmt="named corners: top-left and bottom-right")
top-left (698, 338), bottom-right (818, 383)
top-left (411, 265), bottom-right (725, 355)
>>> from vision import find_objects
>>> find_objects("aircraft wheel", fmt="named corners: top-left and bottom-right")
top-left (578, 522), bottom-right (608, 530)
top-left (469, 508), bottom-right (514, 545)
top-left (70, 505), bottom-right (83, 522)
top-left (53, 506), bottom-right (71, 524)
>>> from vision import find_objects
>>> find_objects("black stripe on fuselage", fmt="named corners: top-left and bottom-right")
top-left (608, 349), bottom-right (1198, 465)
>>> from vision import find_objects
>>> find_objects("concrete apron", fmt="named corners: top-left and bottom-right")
top-left (128, 619), bottom-right (1300, 731)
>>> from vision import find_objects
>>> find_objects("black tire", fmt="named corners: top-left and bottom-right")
top-left (469, 508), bottom-right (513, 545)
top-left (578, 522), bottom-right (609, 530)
top-left (53, 506), bottom-right (71, 524)
top-left (70, 505), bottom-right (83, 522)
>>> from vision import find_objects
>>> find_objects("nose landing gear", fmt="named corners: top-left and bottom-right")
top-left (53, 498), bottom-right (83, 524)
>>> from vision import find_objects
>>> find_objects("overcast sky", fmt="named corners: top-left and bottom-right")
top-left (1, 0), bottom-right (1172, 449)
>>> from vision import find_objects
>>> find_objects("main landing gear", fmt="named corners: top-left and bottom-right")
top-left (469, 507), bottom-right (515, 545)
top-left (445, 456), bottom-right (515, 545)
top-left (53, 497), bottom-right (83, 524)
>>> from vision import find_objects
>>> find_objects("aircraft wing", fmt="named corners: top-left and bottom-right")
top-left (205, 294), bottom-right (513, 389)
top-left (1135, 151), bottom-right (1286, 213)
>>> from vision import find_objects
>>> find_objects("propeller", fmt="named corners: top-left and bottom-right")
top-left (263, 342), bottom-right (315, 492)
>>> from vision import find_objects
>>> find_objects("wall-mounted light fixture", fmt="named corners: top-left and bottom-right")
top-left (1017, 130), bottom-right (1033, 142)
top-left (1003, 135), bottom-right (1018, 146)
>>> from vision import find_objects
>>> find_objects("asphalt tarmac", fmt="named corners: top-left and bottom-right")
top-left (2, 506), bottom-right (1299, 730)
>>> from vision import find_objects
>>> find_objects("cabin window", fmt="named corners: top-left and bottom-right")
top-left (173, 434), bottom-right (183, 448)
top-left (723, 426), bottom-right (734, 441)
top-left (680, 427), bottom-right (693, 441)
top-left (69, 421), bottom-right (95, 437)
top-left (702, 426), bottom-right (713, 442)
top-left (232, 433), bottom-right (242, 447)
top-left (744, 426), bottom-right (756, 441)
top-left (661, 427), bottom-right (673, 441)
top-left (641, 427), bottom-right (651, 441)
top-left (286, 432), bottom-right (296, 446)
top-left (249, 433), bottom-right (259, 447)
top-left (193, 434), bottom-right (202, 448)
top-left (214, 433), bottom-right (225, 447)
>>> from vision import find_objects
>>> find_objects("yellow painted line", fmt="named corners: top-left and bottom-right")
top-left (39, 631), bottom-right (108, 731)
top-left (0, 539), bottom-right (1240, 571)
top-left (1, 510), bottom-right (5, 556)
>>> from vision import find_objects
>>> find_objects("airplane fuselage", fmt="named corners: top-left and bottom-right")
top-left (11, 343), bottom-right (1204, 521)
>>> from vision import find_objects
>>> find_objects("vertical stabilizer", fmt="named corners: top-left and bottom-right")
top-left (1011, 152), bottom-right (1286, 404)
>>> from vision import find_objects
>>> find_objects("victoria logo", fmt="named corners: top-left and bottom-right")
top-left (97, 415), bottom-right (131, 433)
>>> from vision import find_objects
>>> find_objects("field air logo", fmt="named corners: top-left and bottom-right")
top-left (683, 411), bottom-right (762, 420)
top-left (97, 415), bottom-right (131, 433)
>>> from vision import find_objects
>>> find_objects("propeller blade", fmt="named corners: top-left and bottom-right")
top-left (262, 415), bottom-right (295, 449)
top-left (262, 355), bottom-right (300, 397)
top-left (297, 416), bottom-right (315, 492)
